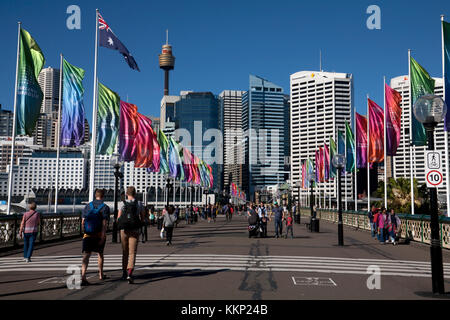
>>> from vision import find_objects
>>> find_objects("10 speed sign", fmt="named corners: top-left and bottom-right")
top-left (425, 151), bottom-right (443, 188)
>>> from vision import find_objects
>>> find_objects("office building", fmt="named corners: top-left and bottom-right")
top-left (0, 104), bottom-right (13, 137)
top-left (0, 136), bottom-right (34, 172)
top-left (242, 75), bottom-right (288, 199)
top-left (219, 90), bottom-right (245, 191)
top-left (390, 76), bottom-right (447, 197)
top-left (290, 71), bottom-right (353, 207)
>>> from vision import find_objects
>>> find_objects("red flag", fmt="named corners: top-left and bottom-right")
top-left (134, 113), bottom-right (154, 168)
top-left (368, 99), bottom-right (384, 163)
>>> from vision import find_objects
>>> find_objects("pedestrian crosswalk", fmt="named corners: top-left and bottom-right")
top-left (0, 254), bottom-right (449, 278)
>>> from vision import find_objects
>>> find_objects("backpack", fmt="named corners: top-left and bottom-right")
top-left (248, 211), bottom-right (258, 225)
top-left (84, 202), bottom-right (105, 235)
top-left (118, 200), bottom-right (142, 230)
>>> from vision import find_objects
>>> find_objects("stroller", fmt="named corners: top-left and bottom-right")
top-left (248, 212), bottom-right (262, 238)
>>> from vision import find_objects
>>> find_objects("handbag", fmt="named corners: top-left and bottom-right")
top-left (160, 227), bottom-right (165, 239)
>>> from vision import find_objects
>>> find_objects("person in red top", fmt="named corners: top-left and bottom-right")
top-left (285, 213), bottom-right (294, 239)
top-left (19, 202), bottom-right (40, 263)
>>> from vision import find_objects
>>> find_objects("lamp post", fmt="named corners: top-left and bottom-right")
top-left (333, 154), bottom-right (346, 246)
top-left (166, 177), bottom-right (173, 207)
top-left (413, 94), bottom-right (446, 294)
top-left (109, 153), bottom-right (124, 243)
top-left (309, 179), bottom-right (314, 218)
top-left (295, 181), bottom-right (301, 224)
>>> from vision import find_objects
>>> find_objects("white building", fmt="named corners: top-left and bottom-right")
top-left (160, 95), bottom-right (180, 130)
top-left (390, 76), bottom-right (446, 197)
top-left (290, 71), bottom-right (353, 208)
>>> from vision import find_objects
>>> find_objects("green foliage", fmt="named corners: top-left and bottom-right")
top-left (374, 177), bottom-right (428, 215)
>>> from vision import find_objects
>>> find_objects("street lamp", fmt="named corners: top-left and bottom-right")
top-left (295, 181), bottom-right (301, 224)
top-left (109, 153), bottom-right (123, 243)
top-left (333, 154), bottom-right (346, 246)
top-left (166, 177), bottom-right (173, 207)
top-left (413, 94), bottom-right (446, 294)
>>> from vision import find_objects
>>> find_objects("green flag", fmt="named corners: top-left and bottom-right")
top-left (410, 56), bottom-right (435, 146)
top-left (329, 137), bottom-right (337, 179)
top-left (158, 129), bottom-right (169, 174)
top-left (345, 121), bottom-right (355, 172)
top-left (96, 82), bottom-right (120, 155)
top-left (16, 28), bottom-right (45, 136)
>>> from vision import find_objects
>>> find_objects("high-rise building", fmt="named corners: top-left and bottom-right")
top-left (219, 90), bottom-right (245, 191)
top-left (390, 76), bottom-right (447, 197)
top-left (0, 104), bottom-right (13, 137)
top-left (160, 95), bottom-right (180, 130)
top-left (242, 75), bottom-right (288, 199)
top-left (290, 71), bottom-right (353, 207)
top-left (173, 91), bottom-right (221, 190)
top-left (0, 136), bottom-right (34, 172)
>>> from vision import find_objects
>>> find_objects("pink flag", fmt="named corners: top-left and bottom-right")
top-left (368, 99), bottom-right (384, 163)
top-left (385, 84), bottom-right (402, 156)
top-left (356, 113), bottom-right (368, 168)
top-left (119, 101), bottom-right (139, 161)
top-left (148, 126), bottom-right (160, 172)
top-left (134, 113), bottom-right (154, 168)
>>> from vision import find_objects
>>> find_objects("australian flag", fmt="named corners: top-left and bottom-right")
top-left (98, 13), bottom-right (140, 71)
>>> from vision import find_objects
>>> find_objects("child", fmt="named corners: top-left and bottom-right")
top-left (285, 213), bottom-right (294, 239)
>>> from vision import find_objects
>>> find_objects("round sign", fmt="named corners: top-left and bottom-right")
top-left (426, 170), bottom-right (443, 186)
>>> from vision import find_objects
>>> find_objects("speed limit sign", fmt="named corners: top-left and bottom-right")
top-left (425, 151), bottom-right (443, 188)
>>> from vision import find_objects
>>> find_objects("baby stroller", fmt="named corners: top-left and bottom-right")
top-left (248, 212), bottom-right (261, 238)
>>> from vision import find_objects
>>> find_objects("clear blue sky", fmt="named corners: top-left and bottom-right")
top-left (0, 0), bottom-right (449, 127)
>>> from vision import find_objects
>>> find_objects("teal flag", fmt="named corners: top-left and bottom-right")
top-left (16, 28), bottom-right (45, 136)
top-left (338, 130), bottom-right (345, 155)
top-left (329, 137), bottom-right (337, 179)
top-left (345, 121), bottom-right (355, 172)
top-left (96, 82), bottom-right (120, 155)
top-left (410, 56), bottom-right (435, 146)
top-left (158, 129), bottom-right (169, 174)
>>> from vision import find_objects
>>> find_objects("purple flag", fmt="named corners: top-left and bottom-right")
top-left (356, 113), bottom-right (368, 168)
top-left (385, 84), bottom-right (402, 156)
top-left (119, 101), bottom-right (139, 161)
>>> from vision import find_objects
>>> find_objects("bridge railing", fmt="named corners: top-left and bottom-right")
top-left (299, 207), bottom-right (450, 249)
top-left (0, 208), bottom-right (193, 251)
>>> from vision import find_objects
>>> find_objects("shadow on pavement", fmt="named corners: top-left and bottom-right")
top-left (0, 285), bottom-right (69, 298)
top-left (129, 269), bottom-right (228, 285)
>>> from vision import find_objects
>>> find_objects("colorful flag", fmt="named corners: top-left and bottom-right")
top-left (192, 154), bottom-right (201, 185)
top-left (410, 56), bottom-right (435, 146)
top-left (96, 82), bottom-right (120, 155)
top-left (119, 101), bottom-right (138, 161)
top-left (345, 121), bottom-right (355, 172)
top-left (443, 20), bottom-right (450, 131)
top-left (182, 147), bottom-right (193, 183)
top-left (207, 164), bottom-right (214, 188)
top-left (168, 137), bottom-right (184, 181)
top-left (315, 150), bottom-right (320, 183)
top-left (324, 144), bottom-right (330, 181)
top-left (157, 129), bottom-right (169, 174)
top-left (368, 99), bottom-right (384, 163)
top-left (385, 84), bottom-right (402, 156)
top-left (338, 130), bottom-right (345, 155)
top-left (318, 147), bottom-right (325, 182)
top-left (148, 126), bottom-right (160, 172)
top-left (356, 113), bottom-right (368, 168)
top-left (98, 12), bottom-right (140, 71)
top-left (134, 113), bottom-right (154, 168)
top-left (301, 161), bottom-right (306, 189)
top-left (61, 58), bottom-right (85, 147)
top-left (329, 137), bottom-right (337, 179)
top-left (16, 28), bottom-right (45, 136)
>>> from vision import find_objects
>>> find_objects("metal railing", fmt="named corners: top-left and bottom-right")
top-left (299, 207), bottom-right (450, 249)
top-left (0, 208), bottom-right (196, 251)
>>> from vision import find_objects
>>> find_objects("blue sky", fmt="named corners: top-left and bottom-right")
top-left (0, 0), bottom-right (448, 127)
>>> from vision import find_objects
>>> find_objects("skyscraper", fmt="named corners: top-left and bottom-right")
top-left (219, 90), bottom-right (245, 191)
top-left (290, 71), bottom-right (353, 206)
top-left (242, 75), bottom-right (288, 199)
top-left (0, 104), bottom-right (13, 137)
top-left (390, 76), bottom-right (447, 197)
top-left (174, 91), bottom-right (221, 190)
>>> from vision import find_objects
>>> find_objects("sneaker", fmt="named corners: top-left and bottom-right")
top-left (166, 241), bottom-right (170, 246)
top-left (81, 279), bottom-right (90, 286)
top-left (121, 271), bottom-right (127, 280)
top-left (127, 275), bottom-right (134, 284)
top-left (26, 258), bottom-right (31, 263)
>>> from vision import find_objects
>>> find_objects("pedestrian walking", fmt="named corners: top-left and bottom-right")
top-left (271, 202), bottom-right (284, 238)
top-left (117, 186), bottom-right (145, 284)
top-left (149, 206), bottom-right (156, 226)
top-left (19, 202), bottom-right (41, 263)
top-left (369, 205), bottom-right (377, 237)
top-left (387, 209), bottom-right (401, 245)
top-left (372, 209), bottom-right (380, 239)
top-left (80, 189), bottom-right (110, 286)
top-left (162, 205), bottom-right (177, 245)
top-left (285, 212), bottom-right (294, 239)
top-left (207, 205), bottom-right (212, 223)
top-left (377, 208), bottom-right (387, 244)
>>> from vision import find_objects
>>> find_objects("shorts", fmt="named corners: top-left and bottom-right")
top-left (82, 236), bottom-right (105, 254)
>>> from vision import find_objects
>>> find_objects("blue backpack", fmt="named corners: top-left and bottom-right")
top-left (84, 202), bottom-right (105, 235)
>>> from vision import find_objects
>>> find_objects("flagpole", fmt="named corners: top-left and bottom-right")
top-left (7, 22), bottom-right (21, 215)
top-left (155, 179), bottom-right (159, 209)
top-left (384, 76), bottom-right (388, 209)
top-left (367, 94), bottom-right (370, 212)
top-left (354, 108), bottom-right (358, 211)
top-left (54, 54), bottom-right (63, 213)
top-left (344, 121), bottom-right (348, 211)
top-left (408, 49), bottom-right (415, 215)
top-left (89, 9), bottom-right (100, 202)
top-left (442, 15), bottom-right (450, 217)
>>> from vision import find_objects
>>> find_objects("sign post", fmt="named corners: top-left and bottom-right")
top-left (425, 151), bottom-right (443, 188)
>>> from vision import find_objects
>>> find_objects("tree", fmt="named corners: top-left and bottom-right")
top-left (374, 177), bottom-right (428, 214)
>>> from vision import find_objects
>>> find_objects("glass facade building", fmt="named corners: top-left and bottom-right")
top-left (242, 75), bottom-right (289, 199)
